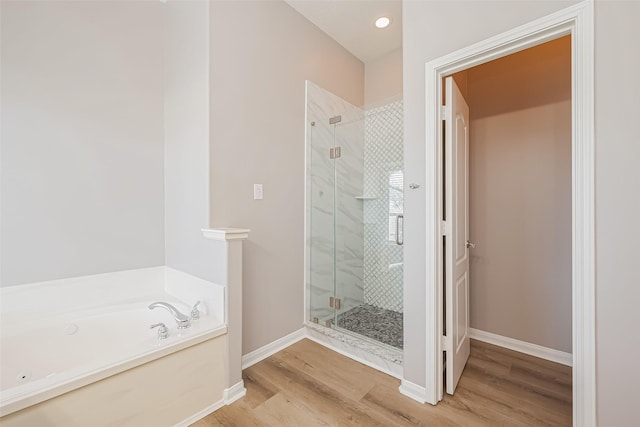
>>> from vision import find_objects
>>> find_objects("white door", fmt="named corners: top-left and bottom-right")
top-left (444, 76), bottom-right (471, 394)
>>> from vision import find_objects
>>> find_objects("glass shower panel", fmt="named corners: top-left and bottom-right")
top-left (333, 113), bottom-right (366, 327)
top-left (308, 118), bottom-right (336, 326)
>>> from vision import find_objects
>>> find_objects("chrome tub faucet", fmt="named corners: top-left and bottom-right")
top-left (148, 302), bottom-right (191, 329)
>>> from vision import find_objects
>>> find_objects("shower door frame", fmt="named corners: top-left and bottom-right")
top-left (304, 86), bottom-right (406, 352)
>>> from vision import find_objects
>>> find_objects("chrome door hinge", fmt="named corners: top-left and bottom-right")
top-left (441, 335), bottom-right (451, 350)
top-left (440, 105), bottom-right (450, 121)
top-left (329, 296), bottom-right (341, 310)
top-left (440, 221), bottom-right (449, 236)
top-left (329, 115), bottom-right (342, 125)
top-left (329, 147), bottom-right (342, 159)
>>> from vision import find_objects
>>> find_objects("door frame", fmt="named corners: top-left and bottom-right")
top-left (423, 2), bottom-right (595, 426)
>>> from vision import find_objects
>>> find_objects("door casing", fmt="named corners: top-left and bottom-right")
top-left (422, 2), bottom-right (595, 426)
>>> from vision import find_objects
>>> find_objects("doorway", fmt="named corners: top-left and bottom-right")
top-left (421, 3), bottom-right (595, 425)
top-left (443, 34), bottom-right (572, 398)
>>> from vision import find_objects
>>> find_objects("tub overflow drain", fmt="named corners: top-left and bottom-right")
top-left (17, 371), bottom-right (31, 383)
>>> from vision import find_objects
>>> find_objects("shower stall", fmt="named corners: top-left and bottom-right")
top-left (306, 81), bottom-right (404, 352)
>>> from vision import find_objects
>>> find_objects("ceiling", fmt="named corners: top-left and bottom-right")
top-left (285, 0), bottom-right (402, 64)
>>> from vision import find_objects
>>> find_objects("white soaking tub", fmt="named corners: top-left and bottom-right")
top-left (0, 266), bottom-right (228, 425)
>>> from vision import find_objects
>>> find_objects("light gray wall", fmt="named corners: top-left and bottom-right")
top-left (466, 36), bottom-right (572, 353)
top-left (209, 0), bottom-right (364, 354)
top-left (0, 1), bottom-right (165, 286)
top-left (364, 48), bottom-right (403, 106)
top-left (594, 1), bottom-right (640, 424)
top-left (164, 0), bottom-right (225, 284)
top-left (403, 0), bottom-right (576, 389)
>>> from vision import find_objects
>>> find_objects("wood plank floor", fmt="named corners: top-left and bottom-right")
top-left (192, 338), bottom-right (572, 426)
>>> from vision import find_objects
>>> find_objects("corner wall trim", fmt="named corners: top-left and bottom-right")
top-left (223, 380), bottom-right (247, 404)
top-left (241, 328), bottom-right (306, 369)
top-left (470, 328), bottom-right (572, 367)
top-left (175, 381), bottom-right (246, 427)
top-left (399, 379), bottom-right (429, 404)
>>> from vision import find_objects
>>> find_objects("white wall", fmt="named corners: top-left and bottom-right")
top-left (404, 1), bottom-right (640, 424)
top-left (209, 0), bottom-right (364, 354)
top-left (466, 36), bottom-right (572, 353)
top-left (164, 0), bottom-right (224, 284)
top-left (364, 48), bottom-right (403, 106)
top-left (0, 1), bottom-right (165, 286)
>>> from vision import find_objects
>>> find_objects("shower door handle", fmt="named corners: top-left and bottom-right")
top-left (396, 215), bottom-right (404, 246)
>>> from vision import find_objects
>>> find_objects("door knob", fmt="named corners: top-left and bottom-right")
top-left (466, 240), bottom-right (476, 249)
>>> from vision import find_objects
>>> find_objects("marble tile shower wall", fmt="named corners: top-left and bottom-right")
top-left (306, 82), bottom-right (364, 322)
top-left (363, 101), bottom-right (404, 313)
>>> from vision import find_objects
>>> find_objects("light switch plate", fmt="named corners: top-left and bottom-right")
top-left (253, 184), bottom-right (263, 200)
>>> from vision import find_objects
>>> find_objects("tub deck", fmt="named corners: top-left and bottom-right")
top-left (0, 266), bottom-right (226, 418)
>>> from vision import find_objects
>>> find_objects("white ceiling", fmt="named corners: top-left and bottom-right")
top-left (285, 0), bottom-right (402, 64)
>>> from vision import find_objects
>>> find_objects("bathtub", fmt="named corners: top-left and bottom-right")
top-left (0, 266), bottom-right (231, 426)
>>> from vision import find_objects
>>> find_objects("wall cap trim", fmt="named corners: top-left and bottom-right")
top-left (202, 228), bottom-right (250, 241)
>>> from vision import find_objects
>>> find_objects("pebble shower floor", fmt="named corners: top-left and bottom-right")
top-left (337, 304), bottom-right (403, 349)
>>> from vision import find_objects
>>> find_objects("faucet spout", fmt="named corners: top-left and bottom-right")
top-left (148, 302), bottom-right (191, 329)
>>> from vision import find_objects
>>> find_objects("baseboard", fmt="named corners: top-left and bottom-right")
top-left (174, 399), bottom-right (225, 427)
top-left (174, 381), bottom-right (245, 425)
top-left (241, 327), bottom-right (306, 369)
top-left (223, 380), bottom-right (246, 404)
top-left (399, 379), bottom-right (428, 404)
top-left (470, 328), bottom-right (573, 367)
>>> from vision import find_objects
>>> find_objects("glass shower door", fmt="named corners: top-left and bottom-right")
top-left (333, 113), bottom-right (366, 330)
top-left (308, 118), bottom-right (336, 327)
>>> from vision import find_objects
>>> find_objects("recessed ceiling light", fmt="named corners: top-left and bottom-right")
top-left (375, 16), bottom-right (391, 29)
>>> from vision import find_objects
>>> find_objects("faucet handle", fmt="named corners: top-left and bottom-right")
top-left (191, 301), bottom-right (201, 320)
top-left (150, 322), bottom-right (169, 339)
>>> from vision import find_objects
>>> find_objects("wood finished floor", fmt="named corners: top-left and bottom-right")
top-left (191, 339), bottom-right (572, 426)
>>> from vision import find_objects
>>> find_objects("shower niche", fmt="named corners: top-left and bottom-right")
top-left (305, 81), bottom-right (404, 352)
